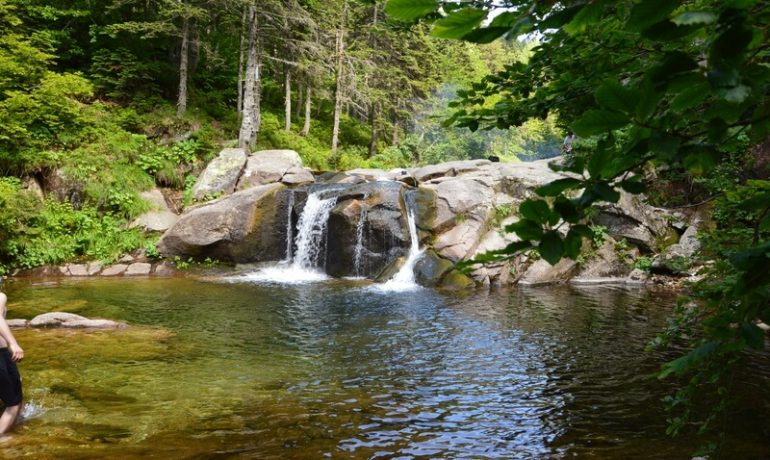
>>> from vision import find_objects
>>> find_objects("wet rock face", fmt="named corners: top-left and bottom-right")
top-left (158, 183), bottom-right (288, 263)
top-left (325, 182), bottom-right (410, 278)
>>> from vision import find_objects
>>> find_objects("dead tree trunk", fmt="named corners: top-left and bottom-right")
top-left (331, 1), bottom-right (347, 153)
top-left (236, 5), bottom-right (247, 120)
top-left (176, 15), bottom-right (190, 117)
top-left (284, 68), bottom-right (292, 131)
top-left (301, 86), bottom-right (312, 137)
top-left (238, 5), bottom-right (262, 149)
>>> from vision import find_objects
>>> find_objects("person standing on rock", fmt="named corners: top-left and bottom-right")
top-left (0, 283), bottom-right (24, 434)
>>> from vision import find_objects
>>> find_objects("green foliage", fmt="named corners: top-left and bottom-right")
top-left (0, 72), bottom-right (93, 171)
top-left (393, 0), bottom-right (770, 445)
top-left (3, 200), bottom-right (148, 271)
top-left (634, 255), bottom-right (653, 272)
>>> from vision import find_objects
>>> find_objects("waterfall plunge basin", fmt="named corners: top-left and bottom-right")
top-left (2, 277), bottom-right (770, 459)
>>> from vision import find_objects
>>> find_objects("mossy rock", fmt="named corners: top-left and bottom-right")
top-left (439, 270), bottom-right (476, 290)
top-left (414, 250), bottom-right (454, 286)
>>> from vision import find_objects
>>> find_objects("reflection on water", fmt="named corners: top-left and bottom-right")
top-left (0, 278), bottom-right (768, 459)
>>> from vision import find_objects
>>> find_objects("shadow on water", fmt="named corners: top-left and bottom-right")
top-left (0, 277), bottom-right (768, 459)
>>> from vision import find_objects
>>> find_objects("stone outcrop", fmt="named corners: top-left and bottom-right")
top-left (191, 148), bottom-right (248, 201)
top-left (325, 181), bottom-right (410, 278)
top-left (157, 183), bottom-right (288, 262)
top-left (131, 189), bottom-right (179, 232)
top-left (237, 150), bottom-right (313, 189)
top-left (154, 154), bottom-right (682, 289)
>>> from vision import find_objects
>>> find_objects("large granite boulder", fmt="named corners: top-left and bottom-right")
top-left (414, 250), bottom-right (454, 286)
top-left (157, 183), bottom-right (289, 262)
top-left (131, 189), bottom-right (179, 232)
top-left (191, 148), bottom-right (248, 201)
top-left (325, 181), bottom-right (410, 277)
top-left (236, 149), bottom-right (309, 189)
top-left (423, 178), bottom-right (495, 233)
top-left (518, 257), bottom-right (579, 286)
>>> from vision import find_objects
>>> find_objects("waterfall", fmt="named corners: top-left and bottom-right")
top-left (241, 190), bottom-right (335, 283)
top-left (292, 192), bottom-right (337, 270)
top-left (378, 193), bottom-right (423, 291)
top-left (284, 190), bottom-right (295, 262)
top-left (352, 201), bottom-right (368, 278)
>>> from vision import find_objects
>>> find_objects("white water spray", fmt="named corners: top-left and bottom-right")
top-left (241, 191), bottom-right (336, 283)
top-left (352, 202), bottom-right (368, 277)
top-left (377, 195), bottom-right (423, 291)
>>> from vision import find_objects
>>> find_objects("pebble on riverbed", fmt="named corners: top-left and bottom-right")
top-left (9, 312), bottom-right (127, 329)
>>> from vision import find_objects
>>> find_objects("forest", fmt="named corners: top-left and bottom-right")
top-left (0, 0), bottom-right (563, 273)
top-left (0, 0), bottom-right (769, 454)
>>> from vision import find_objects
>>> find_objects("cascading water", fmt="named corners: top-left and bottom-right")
top-left (377, 192), bottom-right (423, 291)
top-left (243, 190), bottom-right (336, 283)
top-left (292, 192), bottom-right (337, 270)
top-left (352, 199), bottom-right (369, 278)
top-left (284, 191), bottom-right (295, 262)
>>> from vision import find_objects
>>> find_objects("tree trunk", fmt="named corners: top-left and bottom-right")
top-left (301, 86), bottom-right (312, 137)
top-left (238, 5), bottom-right (261, 149)
top-left (391, 110), bottom-right (400, 146)
top-left (176, 15), bottom-right (190, 117)
top-left (295, 85), bottom-right (303, 120)
top-left (368, 103), bottom-right (379, 157)
top-left (236, 5), bottom-right (247, 120)
top-left (331, 1), bottom-right (347, 153)
top-left (284, 67), bottom-right (291, 131)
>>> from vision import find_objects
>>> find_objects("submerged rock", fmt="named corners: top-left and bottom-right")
top-left (28, 312), bottom-right (127, 329)
top-left (413, 250), bottom-right (454, 286)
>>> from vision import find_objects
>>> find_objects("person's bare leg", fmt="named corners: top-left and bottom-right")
top-left (0, 403), bottom-right (22, 434)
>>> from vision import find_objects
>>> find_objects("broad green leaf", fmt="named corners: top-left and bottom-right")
top-left (488, 11), bottom-right (518, 28)
top-left (539, 231), bottom-right (564, 265)
top-left (592, 182), bottom-right (621, 203)
top-left (710, 25), bottom-right (753, 65)
top-left (519, 199), bottom-right (552, 225)
top-left (384, 0), bottom-right (437, 21)
top-left (671, 10), bottom-right (717, 26)
top-left (626, 0), bottom-right (678, 32)
top-left (596, 80), bottom-right (639, 113)
top-left (564, 1), bottom-right (604, 35)
top-left (570, 224), bottom-right (593, 238)
top-left (535, 178), bottom-right (583, 197)
top-left (553, 196), bottom-right (582, 223)
top-left (540, 5), bottom-right (583, 30)
top-left (505, 219), bottom-right (543, 241)
top-left (670, 82), bottom-right (710, 112)
top-left (620, 178), bottom-right (646, 194)
top-left (641, 21), bottom-right (700, 41)
top-left (719, 84), bottom-right (751, 104)
top-left (564, 229), bottom-right (584, 259)
top-left (457, 240), bottom-right (532, 268)
top-left (463, 27), bottom-right (510, 44)
top-left (572, 110), bottom-right (630, 137)
top-left (432, 8), bottom-right (486, 39)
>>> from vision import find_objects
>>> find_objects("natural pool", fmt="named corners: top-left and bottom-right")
top-left (1, 276), bottom-right (768, 459)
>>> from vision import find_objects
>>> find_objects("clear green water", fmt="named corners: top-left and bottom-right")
top-left (0, 277), bottom-right (768, 459)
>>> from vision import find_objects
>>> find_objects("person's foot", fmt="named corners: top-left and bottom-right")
top-left (0, 434), bottom-right (13, 443)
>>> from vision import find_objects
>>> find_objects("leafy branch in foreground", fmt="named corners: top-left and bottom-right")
top-left (387, 0), bottom-right (770, 449)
